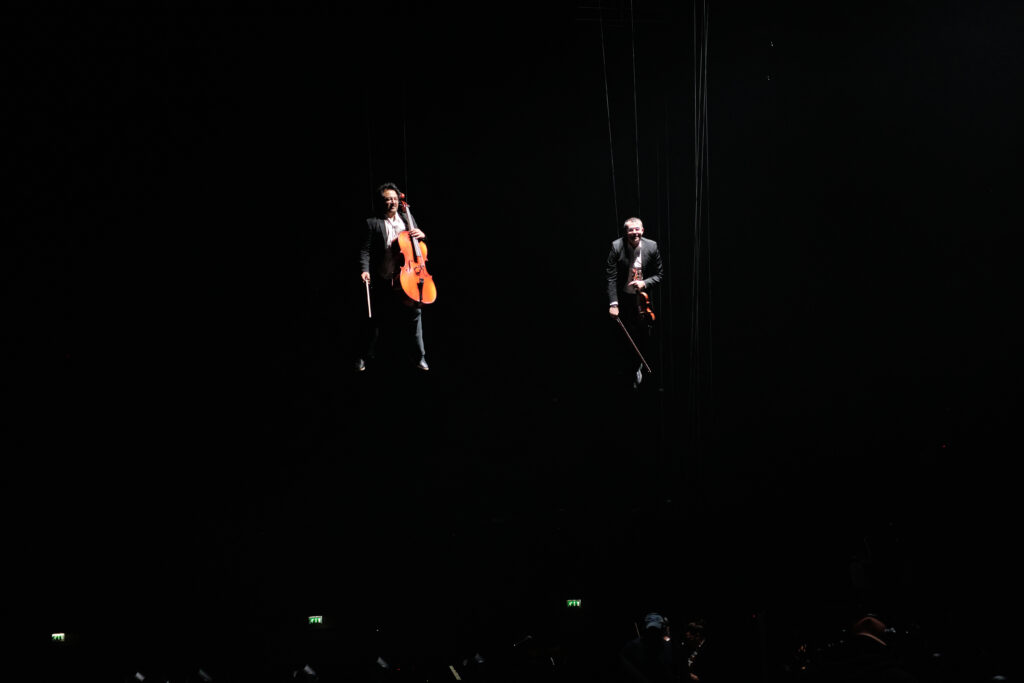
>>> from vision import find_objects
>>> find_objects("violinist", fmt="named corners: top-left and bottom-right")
top-left (607, 217), bottom-right (663, 389)
top-left (356, 182), bottom-right (429, 372)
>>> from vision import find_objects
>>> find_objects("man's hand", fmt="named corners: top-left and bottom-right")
top-left (361, 271), bottom-right (371, 283)
top-left (609, 305), bottom-right (619, 318)
top-left (630, 279), bottom-right (646, 290)
top-left (410, 228), bottom-right (426, 240)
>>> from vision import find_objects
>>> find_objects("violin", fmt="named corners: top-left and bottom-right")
top-left (396, 194), bottom-right (436, 304)
top-left (638, 290), bottom-right (655, 322)
top-left (632, 267), bottom-right (655, 322)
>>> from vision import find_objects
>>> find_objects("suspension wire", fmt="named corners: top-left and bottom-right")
top-left (691, 2), bottom-right (707, 418)
top-left (662, 102), bottom-right (675, 400)
top-left (366, 90), bottom-right (375, 213)
top-left (690, 0), bottom-right (712, 452)
top-left (598, 0), bottom-right (620, 233)
top-left (629, 0), bottom-right (641, 210)
top-left (700, 0), bottom-right (712, 388)
top-left (690, 0), bottom-right (698, 423)
top-left (661, 103), bottom-right (671, 397)
top-left (656, 143), bottom-right (667, 395)
top-left (402, 78), bottom-right (410, 195)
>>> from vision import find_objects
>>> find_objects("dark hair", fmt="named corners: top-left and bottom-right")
top-left (377, 182), bottom-right (401, 196)
top-left (375, 182), bottom-right (401, 215)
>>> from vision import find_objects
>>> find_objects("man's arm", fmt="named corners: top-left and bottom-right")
top-left (359, 219), bottom-right (373, 282)
top-left (606, 243), bottom-right (622, 305)
top-left (606, 243), bottom-right (623, 317)
top-left (643, 241), bottom-right (664, 289)
top-left (398, 209), bottom-right (426, 240)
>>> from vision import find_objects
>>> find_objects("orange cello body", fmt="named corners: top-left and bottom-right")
top-left (396, 199), bottom-right (436, 304)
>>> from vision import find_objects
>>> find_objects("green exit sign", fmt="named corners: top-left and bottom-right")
top-left (308, 616), bottom-right (323, 625)
top-left (52, 633), bottom-right (66, 642)
top-left (566, 599), bottom-right (582, 608)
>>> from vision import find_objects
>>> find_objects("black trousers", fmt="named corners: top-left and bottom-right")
top-left (360, 276), bottom-right (425, 364)
top-left (615, 299), bottom-right (654, 380)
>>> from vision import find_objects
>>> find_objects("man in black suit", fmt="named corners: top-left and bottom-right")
top-left (357, 182), bottom-right (429, 371)
top-left (607, 217), bottom-right (663, 388)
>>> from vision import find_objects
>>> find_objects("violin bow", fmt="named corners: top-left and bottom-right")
top-left (616, 317), bottom-right (652, 374)
top-left (365, 280), bottom-right (372, 318)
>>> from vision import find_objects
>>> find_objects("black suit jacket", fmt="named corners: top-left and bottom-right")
top-left (606, 236), bottom-right (664, 305)
top-left (360, 215), bottom-right (408, 279)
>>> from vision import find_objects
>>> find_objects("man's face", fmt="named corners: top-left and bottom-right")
top-left (381, 189), bottom-right (400, 217)
top-left (626, 222), bottom-right (644, 246)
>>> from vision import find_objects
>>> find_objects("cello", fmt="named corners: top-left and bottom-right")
top-left (396, 194), bottom-right (437, 305)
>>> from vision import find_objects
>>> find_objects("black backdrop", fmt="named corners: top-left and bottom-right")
top-left (11, 2), bottom-right (1023, 680)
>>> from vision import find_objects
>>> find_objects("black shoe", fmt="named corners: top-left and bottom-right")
top-left (355, 358), bottom-right (366, 372)
top-left (416, 357), bottom-right (429, 371)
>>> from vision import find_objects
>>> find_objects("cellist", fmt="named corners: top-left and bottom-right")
top-left (356, 182), bottom-right (430, 372)
top-left (606, 217), bottom-right (663, 389)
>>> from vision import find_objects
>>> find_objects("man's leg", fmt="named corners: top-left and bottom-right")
top-left (400, 298), bottom-right (427, 369)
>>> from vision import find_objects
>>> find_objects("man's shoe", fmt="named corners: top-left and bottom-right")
top-left (416, 358), bottom-right (430, 371)
top-left (355, 358), bottom-right (366, 372)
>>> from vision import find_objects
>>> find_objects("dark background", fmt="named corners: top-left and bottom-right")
top-left (9, 2), bottom-right (1022, 681)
